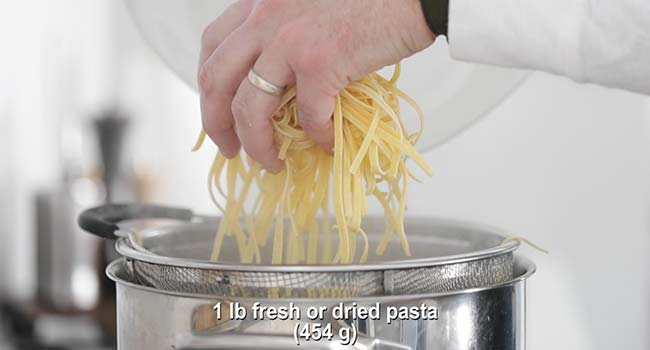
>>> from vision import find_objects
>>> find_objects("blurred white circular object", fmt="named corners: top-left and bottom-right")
top-left (125, 0), bottom-right (528, 152)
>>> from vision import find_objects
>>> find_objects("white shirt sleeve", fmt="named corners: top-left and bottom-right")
top-left (448, 0), bottom-right (650, 95)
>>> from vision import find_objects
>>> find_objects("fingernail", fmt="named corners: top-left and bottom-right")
top-left (220, 147), bottom-right (239, 159)
top-left (324, 140), bottom-right (334, 152)
top-left (267, 160), bottom-right (284, 174)
top-left (318, 138), bottom-right (334, 154)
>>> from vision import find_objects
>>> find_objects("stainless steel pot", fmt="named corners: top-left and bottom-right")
top-left (80, 204), bottom-right (536, 349)
top-left (107, 256), bottom-right (534, 350)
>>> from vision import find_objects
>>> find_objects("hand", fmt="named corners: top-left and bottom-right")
top-left (198, 0), bottom-right (435, 172)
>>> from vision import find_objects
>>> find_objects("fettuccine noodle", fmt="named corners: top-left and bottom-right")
top-left (193, 64), bottom-right (432, 264)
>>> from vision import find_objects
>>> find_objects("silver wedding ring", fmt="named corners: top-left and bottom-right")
top-left (247, 68), bottom-right (285, 96)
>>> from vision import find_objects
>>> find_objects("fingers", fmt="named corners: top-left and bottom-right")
top-left (198, 1), bottom-right (256, 158)
top-left (199, 27), bottom-right (261, 158)
top-left (296, 75), bottom-right (335, 151)
top-left (199, 1), bottom-right (340, 171)
top-left (198, 0), bottom-right (254, 67)
top-left (231, 43), bottom-right (294, 173)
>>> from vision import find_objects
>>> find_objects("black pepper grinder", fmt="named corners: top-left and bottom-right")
top-left (94, 111), bottom-right (132, 203)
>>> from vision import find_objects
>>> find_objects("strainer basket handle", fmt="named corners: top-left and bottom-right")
top-left (78, 203), bottom-right (194, 239)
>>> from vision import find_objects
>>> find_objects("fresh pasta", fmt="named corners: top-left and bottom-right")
top-left (193, 64), bottom-right (432, 264)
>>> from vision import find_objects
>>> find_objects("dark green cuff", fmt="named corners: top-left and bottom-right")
top-left (419, 0), bottom-right (449, 37)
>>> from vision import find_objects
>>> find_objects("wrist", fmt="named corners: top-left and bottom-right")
top-left (402, 0), bottom-right (437, 53)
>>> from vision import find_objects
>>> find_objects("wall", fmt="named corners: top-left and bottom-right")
top-left (410, 72), bottom-right (650, 350)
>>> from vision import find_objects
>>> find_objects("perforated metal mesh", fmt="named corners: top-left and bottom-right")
top-left (118, 217), bottom-right (517, 298)
top-left (122, 253), bottom-right (513, 298)
top-left (383, 253), bottom-right (513, 295)
top-left (127, 260), bottom-right (384, 297)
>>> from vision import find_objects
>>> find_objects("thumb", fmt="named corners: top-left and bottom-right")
top-left (296, 76), bottom-right (335, 151)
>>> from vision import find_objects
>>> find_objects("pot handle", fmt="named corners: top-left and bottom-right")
top-left (78, 203), bottom-right (194, 239)
top-left (174, 333), bottom-right (412, 350)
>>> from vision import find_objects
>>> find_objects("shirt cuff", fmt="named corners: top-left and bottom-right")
top-left (420, 0), bottom-right (450, 37)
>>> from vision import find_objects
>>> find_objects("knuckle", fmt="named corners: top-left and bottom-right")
top-left (198, 51), bottom-right (230, 95)
top-left (202, 117), bottom-right (233, 144)
top-left (197, 64), bottom-right (212, 93)
top-left (293, 45), bottom-right (329, 76)
top-left (248, 0), bottom-right (287, 26)
top-left (232, 0), bottom-right (254, 11)
top-left (204, 117), bottom-right (233, 133)
top-left (275, 23), bottom-right (299, 45)
top-left (200, 21), bottom-right (216, 48)
top-left (231, 94), bottom-right (250, 119)
top-left (298, 109), bottom-right (327, 131)
top-left (202, 0), bottom-right (246, 43)
top-left (266, 23), bottom-right (302, 61)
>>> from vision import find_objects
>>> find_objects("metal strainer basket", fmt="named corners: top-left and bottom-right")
top-left (79, 204), bottom-right (518, 298)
